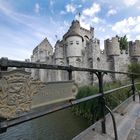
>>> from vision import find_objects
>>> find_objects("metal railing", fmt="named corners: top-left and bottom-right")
top-left (0, 57), bottom-right (140, 140)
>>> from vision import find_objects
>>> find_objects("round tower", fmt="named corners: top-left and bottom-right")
top-left (63, 20), bottom-right (83, 57)
top-left (129, 40), bottom-right (140, 57)
top-left (105, 37), bottom-right (120, 56)
top-left (66, 35), bottom-right (83, 57)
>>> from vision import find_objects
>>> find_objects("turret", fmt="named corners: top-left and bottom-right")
top-left (105, 37), bottom-right (120, 56)
top-left (129, 40), bottom-right (140, 57)
top-left (63, 20), bottom-right (84, 57)
top-left (90, 27), bottom-right (94, 39)
top-left (65, 35), bottom-right (83, 57)
top-left (70, 20), bottom-right (80, 33)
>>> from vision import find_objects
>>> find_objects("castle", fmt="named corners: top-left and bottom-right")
top-left (30, 20), bottom-right (140, 86)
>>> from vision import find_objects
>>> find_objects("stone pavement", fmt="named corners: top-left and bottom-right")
top-left (73, 95), bottom-right (140, 140)
top-left (127, 118), bottom-right (140, 140)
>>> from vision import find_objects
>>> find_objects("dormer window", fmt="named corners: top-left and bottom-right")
top-left (70, 41), bottom-right (73, 45)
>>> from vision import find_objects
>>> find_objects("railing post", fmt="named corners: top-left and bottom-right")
top-left (97, 72), bottom-right (106, 134)
top-left (68, 65), bottom-right (72, 80)
top-left (0, 57), bottom-right (8, 71)
top-left (0, 118), bottom-right (7, 134)
top-left (132, 75), bottom-right (135, 101)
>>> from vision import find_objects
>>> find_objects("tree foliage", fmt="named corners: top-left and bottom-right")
top-left (118, 35), bottom-right (128, 50)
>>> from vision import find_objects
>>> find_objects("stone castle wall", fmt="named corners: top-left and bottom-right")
top-left (30, 20), bottom-right (140, 86)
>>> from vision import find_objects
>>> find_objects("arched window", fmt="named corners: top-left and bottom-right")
top-left (88, 58), bottom-right (93, 68)
top-left (131, 58), bottom-right (138, 62)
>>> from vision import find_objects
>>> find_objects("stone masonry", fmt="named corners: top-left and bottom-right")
top-left (30, 20), bottom-right (140, 86)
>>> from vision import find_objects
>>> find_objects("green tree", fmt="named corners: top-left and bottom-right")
top-left (118, 35), bottom-right (128, 50)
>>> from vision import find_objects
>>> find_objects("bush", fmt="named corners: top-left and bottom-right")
top-left (72, 81), bottom-right (131, 123)
top-left (128, 62), bottom-right (140, 79)
top-left (72, 86), bottom-right (99, 121)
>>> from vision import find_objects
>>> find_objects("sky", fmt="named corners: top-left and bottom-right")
top-left (0, 0), bottom-right (140, 60)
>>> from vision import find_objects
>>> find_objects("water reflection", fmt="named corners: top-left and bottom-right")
top-left (0, 109), bottom-right (89, 140)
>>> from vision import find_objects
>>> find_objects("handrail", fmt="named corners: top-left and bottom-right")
top-left (0, 57), bottom-right (140, 139)
top-left (105, 105), bottom-right (118, 140)
top-left (0, 83), bottom-right (138, 130)
top-left (0, 57), bottom-right (140, 76)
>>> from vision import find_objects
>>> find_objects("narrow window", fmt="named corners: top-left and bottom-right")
top-left (97, 57), bottom-right (100, 61)
top-left (70, 41), bottom-right (73, 45)
top-left (76, 41), bottom-right (79, 45)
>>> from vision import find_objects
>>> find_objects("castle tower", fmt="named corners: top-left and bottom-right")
top-left (90, 27), bottom-right (94, 39)
top-left (104, 37), bottom-right (120, 80)
top-left (62, 20), bottom-right (85, 84)
top-left (129, 40), bottom-right (140, 59)
top-left (54, 40), bottom-right (65, 81)
top-left (64, 20), bottom-right (84, 60)
top-left (105, 37), bottom-right (120, 56)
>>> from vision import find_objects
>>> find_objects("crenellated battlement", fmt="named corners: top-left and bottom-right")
top-left (129, 40), bottom-right (140, 57)
top-left (105, 37), bottom-right (120, 56)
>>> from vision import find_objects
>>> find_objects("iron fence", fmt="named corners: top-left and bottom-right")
top-left (0, 57), bottom-right (140, 140)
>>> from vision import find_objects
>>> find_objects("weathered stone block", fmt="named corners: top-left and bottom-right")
top-left (0, 70), bottom-right (77, 119)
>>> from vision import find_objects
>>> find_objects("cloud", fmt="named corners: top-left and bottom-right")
top-left (112, 16), bottom-right (140, 34)
top-left (111, 16), bottom-right (140, 41)
top-left (82, 3), bottom-right (100, 17)
top-left (0, 1), bottom-right (64, 60)
top-left (107, 9), bottom-right (117, 16)
top-left (65, 3), bottom-right (76, 13)
top-left (34, 3), bottom-right (40, 14)
top-left (60, 10), bottom-right (66, 15)
top-left (98, 27), bottom-right (105, 32)
top-left (123, 0), bottom-right (138, 6)
top-left (78, 5), bottom-right (82, 8)
top-left (136, 35), bottom-right (140, 40)
top-left (81, 0), bottom-right (86, 3)
top-left (76, 3), bottom-right (101, 29)
top-left (50, 0), bottom-right (55, 6)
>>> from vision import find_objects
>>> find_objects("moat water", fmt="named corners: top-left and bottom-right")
top-left (0, 109), bottom-right (89, 140)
